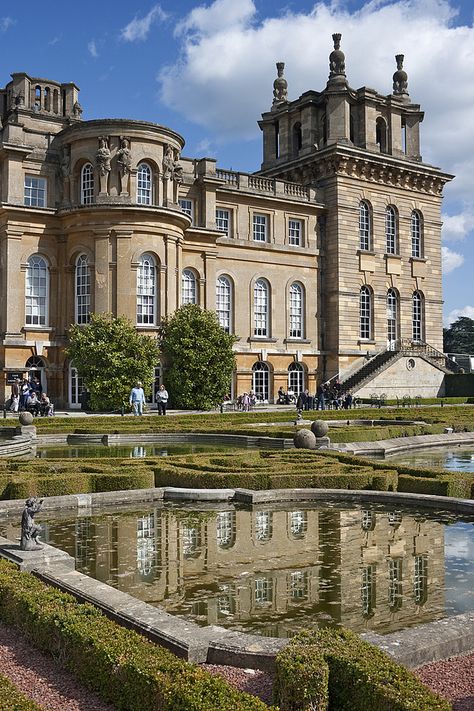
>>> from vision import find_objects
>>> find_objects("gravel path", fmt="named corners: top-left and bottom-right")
top-left (0, 622), bottom-right (116, 711)
top-left (414, 653), bottom-right (474, 711)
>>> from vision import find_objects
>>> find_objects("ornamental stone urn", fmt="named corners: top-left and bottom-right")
top-left (294, 428), bottom-right (317, 449)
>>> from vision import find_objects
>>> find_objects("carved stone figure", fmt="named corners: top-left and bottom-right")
top-left (59, 145), bottom-right (71, 178)
top-left (393, 54), bottom-right (409, 96)
top-left (162, 144), bottom-right (174, 179)
top-left (73, 101), bottom-right (83, 119)
top-left (20, 497), bottom-right (44, 551)
top-left (117, 137), bottom-right (132, 176)
top-left (172, 149), bottom-right (183, 184)
top-left (329, 33), bottom-right (346, 78)
top-left (96, 136), bottom-right (111, 194)
top-left (273, 62), bottom-right (288, 105)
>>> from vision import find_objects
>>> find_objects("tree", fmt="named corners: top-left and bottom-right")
top-left (443, 317), bottom-right (474, 354)
top-left (67, 313), bottom-right (158, 411)
top-left (159, 305), bottom-right (237, 410)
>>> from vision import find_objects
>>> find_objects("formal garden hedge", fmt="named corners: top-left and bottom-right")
top-left (0, 673), bottom-right (43, 711)
top-left (0, 560), bottom-right (270, 711)
top-left (0, 448), bottom-right (472, 499)
top-left (274, 628), bottom-right (450, 711)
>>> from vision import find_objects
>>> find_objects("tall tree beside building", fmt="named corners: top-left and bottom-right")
top-left (67, 313), bottom-right (158, 411)
top-left (159, 305), bottom-right (236, 410)
top-left (443, 317), bottom-right (474, 354)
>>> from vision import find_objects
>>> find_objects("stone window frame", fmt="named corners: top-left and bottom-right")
top-left (181, 268), bottom-right (198, 305)
top-left (80, 163), bottom-right (95, 205)
top-left (288, 282), bottom-right (304, 339)
top-left (385, 205), bottom-right (398, 255)
top-left (136, 253), bottom-right (158, 326)
top-left (359, 285), bottom-right (373, 341)
top-left (25, 254), bottom-right (49, 327)
top-left (137, 162), bottom-right (153, 205)
top-left (24, 175), bottom-right (47, 208)
top-left (75, 253), bottom-right (91, 325)
top-left (216, 274), bottom-right (233, 334)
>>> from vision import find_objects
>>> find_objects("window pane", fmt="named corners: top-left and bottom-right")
top-left (24, 176), bottom-right (46, 207)
top-left (289, 282), bottom-right (303, 338)
top-left (411, 212), bottom-right (421, 257)
top-left (359, 202), bottom-right (370, 251)
top-left (254, 280), bottom-right (268, 336)
top-left (288, 219), bottom-right (301, 246)
top-left (25, 256), bottom-right (48, 325)
top-left (75, 254), bottom-right (91, 324)
top-left (179, 199), bottom-right (193, 221)
top-left (137, 253), bottom-right (156, 324)
top-left (182, 269), bottom-right (197, 305)
top-left (81, 164), bottom-right (94, 205)
top-left (253, 214), bottom-right (267, 242)
top-left (385, 207), bottom-right (396, 254)
top-left (137, 163), bottom-right (152, 205)
top-left (359, 287), bottom-right (371, 340)
top-left (216, 208), bottom-right (230, 236)
top-left (216, 276), bottom-right (231, 333)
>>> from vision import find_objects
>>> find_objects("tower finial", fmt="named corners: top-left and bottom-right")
top-left (328, 33), bottom-right (346, 83)
top-left (272, 61), bottom-right (288, 106)
top-left (393, 54), bottom-right (409, 97)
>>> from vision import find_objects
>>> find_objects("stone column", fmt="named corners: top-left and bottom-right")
top-left (93, 230), bottom-right (110, 314)
top-left (204, 253), bottom-right (217, 309)
top-left (3, 228), bottom-right (24, 335)
top-left (115, 230), bottom-right (133, 319)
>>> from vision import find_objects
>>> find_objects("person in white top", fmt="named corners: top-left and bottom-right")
top-left (156, 384), bottom-right (169, 415)
top-left (129, 381), bottom-right (146, 416)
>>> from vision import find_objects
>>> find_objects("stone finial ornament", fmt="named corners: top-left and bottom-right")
top-left (329, 33), bottom-right (346, 79)
top-left (20, 497), bottom-right (44, 551)
top-left (393, 54), bottom-right (409, 96)
top-left (273, 61), bottom-right (288, 105)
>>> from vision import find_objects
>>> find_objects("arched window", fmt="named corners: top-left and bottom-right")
top-left (254, 279), bottom-right (269, 337)
top-left (288, 362), bottom-right (304, 395)
top-left (34, 85), bottom-right (41, 110)
top-left (252, 361), bottom-right (269, 402)
top-left (385, 206), bottom-right (397, 254)
top-left (216, 275), bottom-right (232, 333)
top-left (44, 87), bottom-right (51, 112)
top-left (412, 291), bottom-right (424, 342)
top-left (376, 117), bottom-right (387, 153)
top-left (289, 282), bottom-right (304, 338)
top-left (359, 286), bottom-right (372, 340)
top-left (292, 122), bottom-right (302, 156)
top-left (182, 269), bottom-right (197, 305)
top-left (81, 163), bottom-right (94, 205)
top-left (25, 255), bottom-right (48, 326)
top-left (75, 254), bottom-right (91, 324)
top-left (359, 201), bottom-right (371, 251)
top-left (137, 253), bottom-right (157, 325)
top-left (411, 210), bottom-right (422, 257)
top-left (137, 162), bottom-right (152, 205)
top-left (216, 511), bottom-right (236, 549)
top-left (52, 88), bottom-right (59, 113)
top-left (387, 288), bottom-right (398, 349)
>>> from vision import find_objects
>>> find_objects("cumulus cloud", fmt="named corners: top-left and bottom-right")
top-left (88, 40), bottom-right (99, 58)
top-left (120, 4), bottom-right (167, 42)
top-left (446, 305), bottom-right (474, 325)
top-left (0, 17), bottom-right (14, 32)
top-left (159, 0), bottom-right (474, 200)
top-left (442, 210), bottom-right (474, 242)
top-left (442, 246), bottom-right (464, 273)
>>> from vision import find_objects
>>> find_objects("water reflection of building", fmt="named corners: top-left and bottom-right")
top-left (31, 505), bottom-right (446, 637)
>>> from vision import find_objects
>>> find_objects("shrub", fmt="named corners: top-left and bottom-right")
top-left (274, 628), bottom-right (450, 711)
top-left (0, 560), bottom-right (269, 711)
top-left (274, 642), bottom-right (329, 710)
top-left (0, 673), bottom-right (43, 710)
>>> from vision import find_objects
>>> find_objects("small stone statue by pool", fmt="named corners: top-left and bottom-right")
top-left (20, 497), bottom-right (44, 551)
top-left (294, 420), bottom-right (330, 449)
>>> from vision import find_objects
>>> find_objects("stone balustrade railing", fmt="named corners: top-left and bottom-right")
top-left (216, 168), bottom-right (314, 202)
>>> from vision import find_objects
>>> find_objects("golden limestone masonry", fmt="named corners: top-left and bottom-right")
top-left (0, 35), bottom-right (453, 408)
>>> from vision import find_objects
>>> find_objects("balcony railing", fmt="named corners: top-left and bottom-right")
top-left (215, 168), bottom-right (313, 202)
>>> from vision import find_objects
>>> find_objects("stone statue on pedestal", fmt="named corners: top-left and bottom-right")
top-left (20, 497), bottom-right (44, 551)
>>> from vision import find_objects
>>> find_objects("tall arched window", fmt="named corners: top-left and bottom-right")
top-left (289, 282), bottom-right (304, 338)
top-left (359, 201), bottom-right (371, 251)
top-left (385, 206), bottom-right (397, 254)
top-left (254, 279), bottom-right (269, 337)
top-left (411, 210), bottom-right (422, 258)
top-left (216, 511), bottom-right (236, 549)
top-left (137, 253), bottom-right (157, 325)
top-left (182, 269), bottom-right (197, 305)
top-left (252, 361), bottom-right (269, 402)
top-left (376, 117), bottom-right (387, 153)
top-left (387, 289), bottom-right (398, 349)
top-left (412, 291), bottom-right (424, 342)
top-left (25, 255), bottom-right (48, 326)
top-left (75, 254), bottom-right (91, 324)
top-left (137, 162), bottom-right (152, 205)
top-left (44, 87), bottom-right (51, 112)
top-left (81, 163), bottom-right (94, 205)
top-left (216, 275), bottom-right (232, 333)
top-left (359, 286), bottom-right (372, 340)
top-left (288, 362), bottom-right (304, 395)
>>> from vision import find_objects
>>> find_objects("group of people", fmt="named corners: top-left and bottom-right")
top-left (276, 381), bottom-right (355, 411)
top-left (236, 391), bottom-right (257, 411)
top-left (8, 377), bottom-right (54, 417)
top-left (129, 382), bottom-right (169, 416)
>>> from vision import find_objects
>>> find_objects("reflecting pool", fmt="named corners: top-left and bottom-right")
top-left (386, 446), bottom-right (474, 473)
top-left (34, 443), bottom-right (236, 459)
top-left (1, 501), bottom-right (472, 638)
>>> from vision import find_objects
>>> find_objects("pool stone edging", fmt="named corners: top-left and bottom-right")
top-left (0, 486), bottom-right (473, 671)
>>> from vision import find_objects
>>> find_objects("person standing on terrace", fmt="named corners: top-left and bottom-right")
top-left (129, 381), bottom-right (146, 416)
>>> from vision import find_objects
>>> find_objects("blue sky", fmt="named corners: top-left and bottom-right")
top-left (1, 0), bottom-right (473, 324)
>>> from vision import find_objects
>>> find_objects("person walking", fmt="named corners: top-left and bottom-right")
top-left (156, 384), bottom-right (169, 415)
top-left (10, 378), bottom-right (20, 412)
top-left (129, 381), bottom-right (146, 416)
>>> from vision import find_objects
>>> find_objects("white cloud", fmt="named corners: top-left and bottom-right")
top-left (446, 305), bottom-right (474, 325)
top-left (442, 209), bottom-right (474, 242)
top-left (120, 4), bottom-right (167, 42)
top-left (0, 17), bottom-right (14, 32)
top-left (175, 0), bottom-right (255, 37)
top-left (88, 40), bottom-right (99, 58)
top-left (194, 138), bottom-right (215, 155)
top-left (442, 246), bottom-right (464, 273)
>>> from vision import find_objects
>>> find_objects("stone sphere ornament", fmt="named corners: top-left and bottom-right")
top-left (19, 411), bottom-right (34, 426)
top-left (294, 428), bottom-right (317, 449)
top-left (311, 420), bottom-right (329, 438)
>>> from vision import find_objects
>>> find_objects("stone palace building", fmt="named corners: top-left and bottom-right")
top-left (0, 35), bottom-right (456, 408)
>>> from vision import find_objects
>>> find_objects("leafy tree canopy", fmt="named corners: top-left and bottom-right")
top-left (67, 313), bottom-right (158, 411)
top-left (159, 305), bottom-right (237, 410)
top-left (443, 316), bottom-right (474, 354)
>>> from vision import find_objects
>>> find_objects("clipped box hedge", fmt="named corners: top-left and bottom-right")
top-left (0, 560), bottom-right (269, 711)
top-left (0, 673), bottom-right (43, 711)
top-left (274, 628), bottom-right (450, 711)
